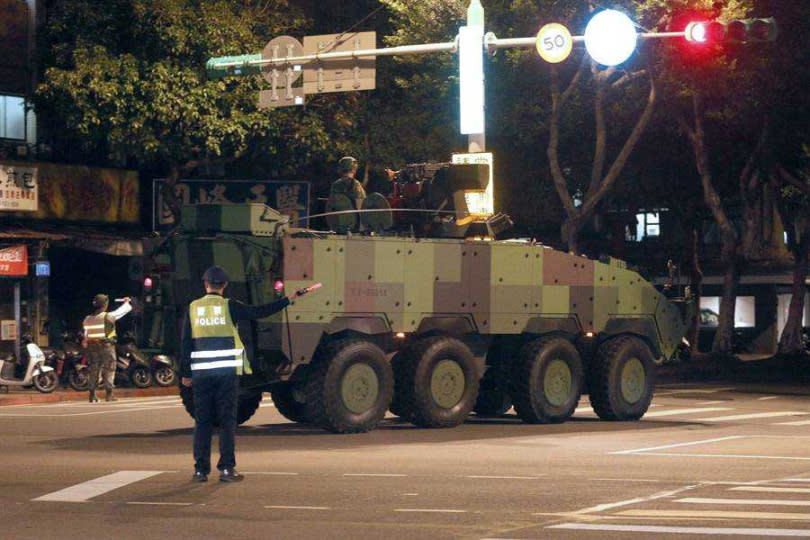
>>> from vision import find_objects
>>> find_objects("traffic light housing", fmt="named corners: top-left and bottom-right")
top-left (685, 18), bottom-right (778, 44)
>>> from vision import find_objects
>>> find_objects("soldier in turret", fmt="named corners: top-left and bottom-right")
top-left (330, 156), bottom-right (366, 210)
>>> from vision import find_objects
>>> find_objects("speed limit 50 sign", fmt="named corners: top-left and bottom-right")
top-left (536, 23), bottom-right (573, 64)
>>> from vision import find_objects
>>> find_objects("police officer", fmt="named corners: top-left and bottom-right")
top-left (180, 266), bottom-right (318, 483)
top-left (82, 294), bottom-right (132, 403)
top-left (330, 156), bottom-right (366, 210)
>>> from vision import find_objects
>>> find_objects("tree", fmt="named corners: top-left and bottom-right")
top-left (34, 0), bottom-right (363, 222)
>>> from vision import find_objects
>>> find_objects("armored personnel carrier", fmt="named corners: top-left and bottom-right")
top-left (161, 165), bottom-right (693, 433)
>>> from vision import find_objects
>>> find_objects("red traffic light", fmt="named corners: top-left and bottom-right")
top-left (143, 276), bottom-right (154, 291)
top-left (685, 21), bottom-right (726, 44)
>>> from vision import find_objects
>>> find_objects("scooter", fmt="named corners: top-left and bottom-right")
top-left (150, 353), bottom-right (176, 387)
top-left (115, 333), bottom-right (153, 388)
top-left (61, 331), bottom-right (90, 391)
top-left (0, 334), bottom-right (58, 393)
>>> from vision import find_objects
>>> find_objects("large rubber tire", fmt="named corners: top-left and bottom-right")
top-left (131, 366), bottom-right (152, 388)
top-left (270, 382), bottom-right (308, 423)
top-left (510, 337), bottom-right (583, 424)
top-left (588, 335), bottom-right (656, 421)
top-left (473, 369), bottom-right (512, 417)
top-left (33, 371), bottom-right (58, 393)
top-left (68, 368), bottom-right (90, 392)
top-left (179, 385), bottom-right (263, 426)
top-left (398, 336), bottom-right (480, 428)
top-left (303, 339), bottom-right (394, 433)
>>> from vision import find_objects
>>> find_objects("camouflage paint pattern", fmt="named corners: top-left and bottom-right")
top-left (165, 204), bottom-right (691, 374)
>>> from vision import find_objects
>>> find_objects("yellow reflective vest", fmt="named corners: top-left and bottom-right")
top-left (189, 294), bottom-right (250, 375)
top-left (83, 312), bottom-right (115, 341)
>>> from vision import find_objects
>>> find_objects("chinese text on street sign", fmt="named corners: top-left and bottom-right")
top-left (0, 165), bottom-right (37, 212)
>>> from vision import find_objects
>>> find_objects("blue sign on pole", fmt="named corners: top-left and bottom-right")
top-left (152, 179), bottom-right (310, 231)
top-left (35, 261), bottom-right (50, 277)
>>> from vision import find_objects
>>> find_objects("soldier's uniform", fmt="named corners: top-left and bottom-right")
top-left (180, 266), bottom-right (290, 483)
top-left (82, 295), bottom-right (131, 403)
top-left (329, 156), bottom-right (366, 210)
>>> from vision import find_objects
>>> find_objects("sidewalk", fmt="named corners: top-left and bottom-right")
top-left (658, 352), bottom-right (810, 391)
top-left (0, 385), bottom-right (178, 406)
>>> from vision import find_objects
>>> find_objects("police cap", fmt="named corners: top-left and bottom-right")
top-left (92, 294), bottom-right (109, 309)
top-left (202, 266), bottom-right (229, 285)
top-left (338, 156), bottom-right (358, 173)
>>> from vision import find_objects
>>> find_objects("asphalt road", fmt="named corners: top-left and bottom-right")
top-left (1, 382), bottom-right (809, 539)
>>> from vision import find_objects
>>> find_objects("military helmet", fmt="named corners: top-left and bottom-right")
top-left (92, 294), bottom-right (109, 309)
top-left (202, 265), bottom-right (229, 285)
top-left (338, 156), bottom-right (358, 174)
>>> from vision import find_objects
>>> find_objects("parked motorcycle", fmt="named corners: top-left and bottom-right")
top-left (0, 334), bottom-right (58, 393)
top-left (150, 354), bottom-right (176, 387)
top-left (115, 332), bottom-right (152, 388)
top-left (61, 331), bottom-right (90, 391)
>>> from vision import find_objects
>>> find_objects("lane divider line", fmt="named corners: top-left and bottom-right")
top-left (394, 508), bottom-right (467, 513)
top-left (643, 407), bottom-right (733, 418)
top-left (636, 452), bottom-right (810, 462)
top-left (617, 509), bottom-right (810, 520)
top-left (265, 505), bottom-right (331, 510)
top-left (732, 486), bottom-right (810, 494)
top-left (546, 523), bottom-right (810, 537)
top-left (677, 497), bottom-right (810, 507)
top-left (343, 473), bottom-right (407, 477)
top-left (611, 435), bottom-right (746, 455)
top-left (701, 412), bottom-right (808, 422)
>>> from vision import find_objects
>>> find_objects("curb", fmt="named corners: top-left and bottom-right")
top-left (0, 386), bottom-right (178, 407)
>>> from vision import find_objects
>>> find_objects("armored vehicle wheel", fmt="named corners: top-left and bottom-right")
top-left (588, 335), bottom-right (655, 421)
top-left (179, 385), bottom-right (263, 426)
top-left (398, 336), bottom-right (479, 428)
top-left (510, 337), bottom-right (583, 424)
top-left (389, 350), bottom-right (414, 419)
top-left (473, 370), bottom-right (512, 417)
top-left (270, 382), bottom-right (308, 423)
top-left (303, 339), bottom-right (394, 433)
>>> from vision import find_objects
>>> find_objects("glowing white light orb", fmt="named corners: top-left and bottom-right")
top-left (584, 10), bottom-right (638, 66)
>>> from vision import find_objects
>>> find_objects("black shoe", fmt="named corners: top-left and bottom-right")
top-left (191, 471), bottom-right (208, 483)
top-left (219, 469), bottom-right (244, 483)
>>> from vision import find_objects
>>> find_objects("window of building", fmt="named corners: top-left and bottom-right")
top-left (700, 296), bottom-right (756, 328)
top-left (0, 95), bottom-right (26, 140)
top-left (635, 212), bottom-right (660, 241)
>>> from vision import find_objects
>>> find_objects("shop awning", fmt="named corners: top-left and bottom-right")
top-left (0, 223), bottom-right (150, 257)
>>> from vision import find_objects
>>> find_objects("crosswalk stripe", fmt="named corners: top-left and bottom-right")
top-left (643, 407), bottom-right (733, 418)
top-left (617, 509), bottom-right (810, 520)
top-left (731, 486), bottom-right (810, 494)
top-left (677, 497), bottom-right (810, 507)
top-left (34, 471), bottom-right (166, 502)
top-left (701, 411), bottom-right (807, 422)
top-left (546, 523), bottom-right (810, 536)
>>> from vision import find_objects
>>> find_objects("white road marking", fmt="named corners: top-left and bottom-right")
top-left (696, 400), bottom-right (726, 405)
top-left (677, 497), bottom-right (810, 507)
top-left (265, 505), bottom-right (330, 510)
top-left (243, 472), bottom-right (299, 476)
top-left (758, 396), bottom-right (780, 401)
top-left (638, 452), bottom-right (810, 462)
top-left (732, 486), bottom-right (810, 494)
top-left (657, 387), bottom-right (737, 394)
top-left (546, 523), bottom-right (810, 537)
top-left (574, 406), bottom-right (595, 414)
top-left (611, 435), bottom-right (746, 455)
top-left (591, 478), bottom-right (662, 483)
top-left (343, 473), bottom-right (407, 477)
top-left (618, 509), bottom-right (810, 520)
top-left (643, 407), bottom-right (733, 418)
top-left (464, 475), bottom-right (541, 480)
top-left (401, 493), bottom-right (419, 496)
top-left (785, 479), bottom-right (810, 483)
top-left (34, 471), bottom-right (166, 502)
top-left (127, 501), bottom-right (193, 506)
top-left (0, 404), bottom-right (181, 417)
top-left (394, 508), bottom-right (467, 513)
top-left (778, 420), bottom-right (810, 426)
top-left (701, 411), bottom-right (808, 422)
top-left (562, 484), bottom-right (701, 515)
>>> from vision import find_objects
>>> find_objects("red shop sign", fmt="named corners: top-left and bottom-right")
top-left (0, 245), bottom-right (28, 276)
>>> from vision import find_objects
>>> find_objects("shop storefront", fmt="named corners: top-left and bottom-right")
top-left (1, 160), bottom-right (144, 351)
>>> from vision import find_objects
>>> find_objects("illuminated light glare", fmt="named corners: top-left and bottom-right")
top-left (458, 24), bottom-right (485, 135)
top-left (395, 332), bottom-right (406, 339)
top-left (143, 277), bottom-right (153, 289)
top-left (273, 280), bottom-right (284, 292)
top-left (584, 9), bottom-right (638, 66)
top-left (689, 22), bottom-right (707, 43)
top-left (585, 332), bottom-right (594, 338)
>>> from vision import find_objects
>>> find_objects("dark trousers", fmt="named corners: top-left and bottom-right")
top-left (87, 342), bottom-right (116, 393)
top-left (192, 371), bottom-right (238, 474)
